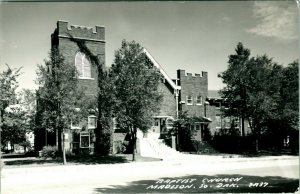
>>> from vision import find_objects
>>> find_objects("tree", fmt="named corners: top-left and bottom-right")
top-left (2, 105), bottom-right (27, 151)
top-left (218, 42), bottom-right (250, 137)
top-left (244, 56), bottom-right (283, 151)
top-left (17, 89), bottom-right (37, 132)
top-left (0, 65), bottom-right (22, 151)
top-left (280, 61), bottom-right (298, 131)
top-left (218, 43), bottom-right (288, 152)
top-left (36, 48), bottom-right (88, 164)
top-left (277, 60), bottom-right (299, 151)
top-left (110, 40), bottom-right (163, 161)
top-left (1, 89), bottom-right (37, 152)
top-left (172, 111), bottom-right (196, 152)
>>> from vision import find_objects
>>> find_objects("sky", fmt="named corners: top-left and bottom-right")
top-left (0, 1), bottom-right (298, 91)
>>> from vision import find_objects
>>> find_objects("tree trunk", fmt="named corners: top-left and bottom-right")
top-left (57, 127), bottom-right (62, 152)
top-left (255, 138), bottom-right (259, 153)
top-left (241, 112), bottom-right (245, 137)
top-left (62, 133), bottom-right (67, 165)
top-left (132, 127), bottom-right (137, 161)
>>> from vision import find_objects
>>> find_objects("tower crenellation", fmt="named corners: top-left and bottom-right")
top-left (56, 20), bottom-right (105, 41)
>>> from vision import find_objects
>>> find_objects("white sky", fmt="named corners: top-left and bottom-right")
top-left (0, 1), bottom-right (298, 91)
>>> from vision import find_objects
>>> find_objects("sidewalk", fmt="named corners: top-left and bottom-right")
top-left (1, 155), bottom-right (298, 176)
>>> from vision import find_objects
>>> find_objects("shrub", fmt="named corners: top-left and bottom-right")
top-left (41, 146), bottom-right (58, 159)
top-left (24, 150), bottom-right (36, 157)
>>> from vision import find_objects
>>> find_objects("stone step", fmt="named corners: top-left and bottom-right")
top-left (139, 137), bottom-right (182, 160)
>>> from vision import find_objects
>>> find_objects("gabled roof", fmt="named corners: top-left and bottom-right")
top-left (143, 48), bottom-right (181, 91)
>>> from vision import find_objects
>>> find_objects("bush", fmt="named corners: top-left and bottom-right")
top-left (114, 141), bottom-right (125, 154)
top-left (41, 146), bottom-right (58, 159)
top-left (24, 150), bottom-right (36, 157)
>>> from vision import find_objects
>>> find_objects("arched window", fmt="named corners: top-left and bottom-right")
top-left (75, 52), bottom-right (91, 78)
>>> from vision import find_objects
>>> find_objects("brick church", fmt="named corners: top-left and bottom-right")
top-left (35, 21), bottom-right (250, 154)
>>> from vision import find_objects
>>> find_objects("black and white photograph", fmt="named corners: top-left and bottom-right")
top-left (0, 1), bottom-right (299, 193)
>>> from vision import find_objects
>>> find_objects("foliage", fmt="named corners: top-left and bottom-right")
top-left (218, 42), bottom-right (298, 151)
top-left (17, 89), bottom-right (36, 129)
top-left (172, 111), bottom-right (211, 152)
top-left (0, 64), bottom-right (22, 110)
top-left (279, 60), bottom-right (298, 130)
top-left (36, 48), bottom-right (90, 164)
top-left (1, 87), bottom-right (37, 151)
top-left (41, 145), bottom-right (58, 159)
top-left (2, 105), bottom-right (27, 148)
top-left (37, 48), bottom-right (81, 132)
top-left (110, 40), bottom-right (163, 160)
top-left (0, 65), bottom-right (22, 150)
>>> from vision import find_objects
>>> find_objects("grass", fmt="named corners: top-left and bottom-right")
top-left (2, 153), bottom-right (161, 168)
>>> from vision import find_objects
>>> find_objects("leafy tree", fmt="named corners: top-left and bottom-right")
top-left (218, 43), bottom-right (291, 152)
top-left (2, 105), bottom-right (27, 151)
top-left (110, 40), bottom-right (163, 161)
top-left (276, 60), bottom-right (299, 151)
top-left (36, 48), bottom-right (88, 164)
top-left (1, 89), bottom-right (37, 151)
top-left (0, 65), bottom-right (22, 151)
top-left (17, 89), bottom-right (37, 131)
top-left (280, 61), bottom-right (298, 131)
top-left (218, 42), bottom-right (250, 137)
top-left (171, 111), bottom-right (212, 152)
top-left (171, 111), bottom-right (195, 152)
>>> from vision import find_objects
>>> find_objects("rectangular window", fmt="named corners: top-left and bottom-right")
top-left (225, 117), bottom-right (231, 128)
top-left (88, 116), bottom-right (97, 129)
top-left (186, 95), bottom-right (193, 105)
top-left (196, 96), bottom-right (202, 105)
top-left (195, 125), bottom-right (200, 131)
top-left (80, 132), bottom-right (90, 148)
top-left (216, 115), bottom-right (221, 128)
top-left (234, 117), bottom-right (239, 128)
top-left (215, 102), bottom-right (221, 109)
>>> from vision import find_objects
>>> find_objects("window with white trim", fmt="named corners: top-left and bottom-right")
top-left (75, 52), bottom-right (91, 79)
top-left (186, 95), bottom-right (193, 105)
top-left (224, 116), bottom-right (231, 128)
top-left (80, 132), bottom-right (90, 148)
top-left (196, 95), bottom-right (202, 105)
top-left (88, 116), bottom-right (96, 129)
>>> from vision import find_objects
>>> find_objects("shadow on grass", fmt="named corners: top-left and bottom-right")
top-left (94, 174), bottom-right (299, 193)
top-left (4, 155), bottom-right (128, 166)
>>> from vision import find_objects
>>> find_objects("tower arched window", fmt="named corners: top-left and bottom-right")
top-left (75, 52), bottom-right (91, 78)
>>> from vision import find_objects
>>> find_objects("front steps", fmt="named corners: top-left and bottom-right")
top-left (139, 132), bottom-right (183, 160)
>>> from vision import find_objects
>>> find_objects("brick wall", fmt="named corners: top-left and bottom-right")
top-left (157, 81), bottom-right (176, 118)
top-left (205, 102), bottom-right (252, 136)
top-left (52, 21), bottom-right (105, 97)
top-left (177, 69), bottom-right (208, 117)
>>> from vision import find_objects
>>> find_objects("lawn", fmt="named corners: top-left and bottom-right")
top-left (2, 153), bottom-right (161, 168)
